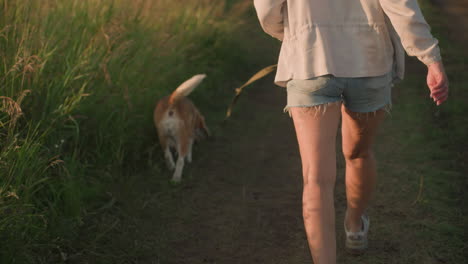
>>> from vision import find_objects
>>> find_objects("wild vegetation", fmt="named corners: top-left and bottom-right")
top-left (0, 0), bottom-right (465, 263)
top-left (0, 0), bottom-right (272, 262)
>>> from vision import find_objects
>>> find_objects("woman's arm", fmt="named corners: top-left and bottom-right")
top-left (380, 0), bottom-right (448, 105)
top-left (253, 0), bottom-right (286, 41)
top-left (380, 0), bottom-right (441, 65)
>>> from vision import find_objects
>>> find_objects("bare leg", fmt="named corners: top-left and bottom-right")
top-left (341, 105), bottom-right (386, 232)
top-left (290, 103), bottom-right (341, 264)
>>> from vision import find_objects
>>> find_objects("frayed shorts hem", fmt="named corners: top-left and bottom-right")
top-left (283, 101), bottom-right (392, 118)
top-left (343, 101), bottom-right (393, 114)
top-left (283, 100), bottom-right (342, 117)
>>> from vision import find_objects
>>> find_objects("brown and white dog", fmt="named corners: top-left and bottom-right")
top-left (153, 74), bottom-right (210, 182)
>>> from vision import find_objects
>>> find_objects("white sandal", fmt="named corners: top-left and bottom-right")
top-left (344, 214), bottom-right (370, 254)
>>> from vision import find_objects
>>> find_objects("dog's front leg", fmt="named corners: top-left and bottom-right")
top-left (172, 155), bottom-right (185, 182)
top-left (164, 147), bottom-right (175, 170)
top-left (158, 131), bottom-right (175, 170)
top-left (186, 138), bottom-right (194, 163)
top-left (173, 135), bottom-right (189, 182)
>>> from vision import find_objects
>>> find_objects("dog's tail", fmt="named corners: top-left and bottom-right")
top-left (169, 74), bottom-right (207, 105)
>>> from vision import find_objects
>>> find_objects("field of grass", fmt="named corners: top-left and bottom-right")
top-left (369, 1), bottom-right (467, 262)
top-left (1, 0), bottom-right (466, 263)
top-left (0, 0), bottom-right (275, 262)
top-left (407, 1), bottom-right (468, 260)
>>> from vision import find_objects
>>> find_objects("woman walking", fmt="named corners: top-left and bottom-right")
top-left (254, 0), bottom-right (449, 263)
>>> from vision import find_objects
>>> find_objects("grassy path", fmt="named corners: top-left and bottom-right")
top-left (70, 1), bottom-right (466, 263)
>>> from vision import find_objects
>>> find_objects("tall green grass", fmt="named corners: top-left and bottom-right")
top-left (391, 1), bottom-right (468, 261)
top-left (0, 0), bottom-right (272, 261)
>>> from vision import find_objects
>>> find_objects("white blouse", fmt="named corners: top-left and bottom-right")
top-left (254, 0), bottom-right (441, 87)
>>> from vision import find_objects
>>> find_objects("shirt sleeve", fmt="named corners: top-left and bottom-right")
top-left (253, 0), bottom-right (286, 41)
top-left (380, 0), bottom-right (441, 65)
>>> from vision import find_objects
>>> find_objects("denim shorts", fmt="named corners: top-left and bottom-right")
top-left (284, 72), bottom-right (393, 114)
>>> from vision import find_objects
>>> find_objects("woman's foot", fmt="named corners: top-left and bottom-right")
top-left (344, 214), bottom-right (369, 255)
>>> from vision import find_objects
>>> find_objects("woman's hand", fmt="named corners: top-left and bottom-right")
top-left (427, 61), bottom-right (449, 106)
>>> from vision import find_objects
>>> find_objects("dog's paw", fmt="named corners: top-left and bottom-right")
top-left (170, 176), bottom-right (182, 184)
top-left (165, 159), bottom-right (176, 170)
top-left (170, 178), bottom-right (181, 185)
top-left (167, 163), bottom-right (176, 171)
top-left (171, 169), bottom-right (183, 182)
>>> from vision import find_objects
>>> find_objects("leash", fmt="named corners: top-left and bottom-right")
top-left (224, 64), bottom-right (277, 121)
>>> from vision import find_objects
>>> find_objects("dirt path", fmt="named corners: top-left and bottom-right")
top-left (161, 78), bottom-right (309, 263)
top-left (70, 2), bottom-right (466, 264)
top-left (152, 2), bottom-right (468, 262)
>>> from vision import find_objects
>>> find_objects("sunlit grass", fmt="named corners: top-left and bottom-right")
top-left (0, 0), bottom-right (267, 261)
